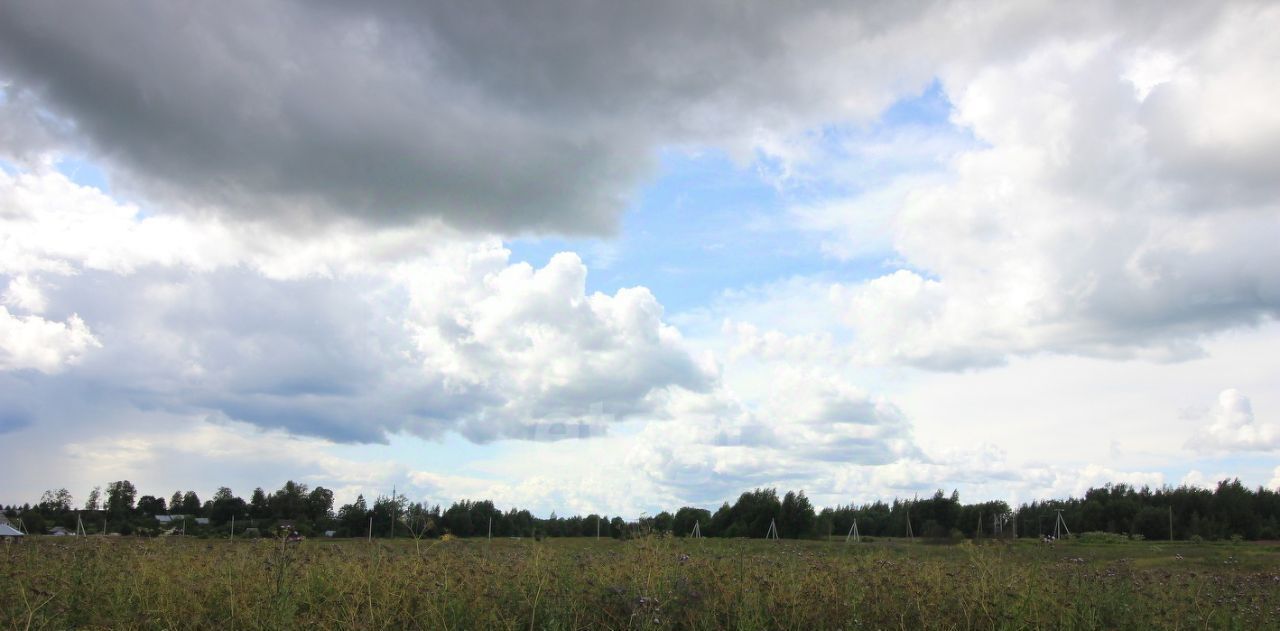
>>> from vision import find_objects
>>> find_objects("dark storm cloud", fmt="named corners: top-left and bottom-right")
top-left (0, 0), bottom-right (928, 234)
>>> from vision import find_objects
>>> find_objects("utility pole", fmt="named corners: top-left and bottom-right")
top-left (1169, 506), bottom-right (1174, 542)
top-left (845, 519), bottom-right (860, 543)
top-left (1053, 509), bottom-right (1070, 539)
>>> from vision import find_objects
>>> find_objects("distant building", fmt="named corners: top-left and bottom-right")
top-left (194, 518), bottom-right (210, 526)
top-left (49, 526), bottom-right (74, 536)
top-left (0, 523), bottom-right (24, 540)
top-left (323, 530), bottom-right (337, 538)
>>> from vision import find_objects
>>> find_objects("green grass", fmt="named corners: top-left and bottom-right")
top-left (2, 536), bottom-right (1277, 629)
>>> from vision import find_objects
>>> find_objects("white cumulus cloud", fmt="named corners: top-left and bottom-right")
top-left (0, 306), bottom-right (98, 373)
top-left (1187, 389), bottom-right (1278, 453)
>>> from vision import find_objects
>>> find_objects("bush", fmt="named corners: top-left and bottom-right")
top-left (1078, 531), bottom-right (1130, 544)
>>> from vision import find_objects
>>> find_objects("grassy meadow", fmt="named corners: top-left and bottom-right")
top-left (2, 535), bottom-right (1277, 630)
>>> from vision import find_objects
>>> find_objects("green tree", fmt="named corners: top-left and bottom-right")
top-left (84, 486), bottom-right (102, 511)
top-left (209, 487), bottom-right (246, 525)
top-left (249, 488), bottom-right (269, 519)
top-left (780, 490), bottom-right (816, 539)
top-left (337, 495), bottom-right (369, 537)
top-left (306, 487), bottom-right (335, 522)
top-left (270, 481), bottom-right (309, 519)
top-left (652, 511), bottom-right (674, 533)
top-left (38, 488), bottom-right (73, 512)
top-left (105, 480), bottom-right (137, 517)
top-left (181, 491), bottom-right (202, 516)
top-left (442, 501), bottom-right (474, 536)
top-left (137, 495), bottom-right (166, 516)
top-left (672, 507), bottom-right (712, 537)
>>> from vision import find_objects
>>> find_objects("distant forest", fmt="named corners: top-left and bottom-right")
top-left (5, 479), bottom-right (1278, 541)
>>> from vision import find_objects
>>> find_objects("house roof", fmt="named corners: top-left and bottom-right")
top-left (0, 523), bottom-right (24, 536)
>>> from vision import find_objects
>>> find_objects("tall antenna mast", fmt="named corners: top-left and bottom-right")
top-left (765, 518), bottom-right (780, 540)
top-left (845, 518), bottom-right (860, 543)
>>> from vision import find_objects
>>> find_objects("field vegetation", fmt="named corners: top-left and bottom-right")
top-left (3, 534), bottom-right (1277, 629)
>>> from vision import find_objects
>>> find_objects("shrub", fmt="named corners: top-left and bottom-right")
top-left (1078, 531), bottom-right (1130, 544)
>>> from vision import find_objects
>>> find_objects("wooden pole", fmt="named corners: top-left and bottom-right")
top-left (368, 516), bottom-right (373, 542)
top-left (231, 515), bottom-right (235, 542)
top-left (1169, 506), bottom-right (1174, 541)
top-left (845, 519), bottom-right (860, 543)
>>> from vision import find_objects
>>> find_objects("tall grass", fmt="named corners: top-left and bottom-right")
top-left (2, 536), bottom-right (1276, 629)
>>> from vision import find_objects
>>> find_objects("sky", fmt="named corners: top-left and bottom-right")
top-left (1, 0), bottom-right (1278, 516)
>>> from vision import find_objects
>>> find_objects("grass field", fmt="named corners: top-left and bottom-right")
top-left (2, 535), bottom-right (1277, 629)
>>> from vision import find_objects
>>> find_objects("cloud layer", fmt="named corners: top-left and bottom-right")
top-left (0, 0), bottom-right (946, 233)
top-left (0, 168), bottom-right (712, 443)
top-left (3, 1), bottom-right (1279, 510)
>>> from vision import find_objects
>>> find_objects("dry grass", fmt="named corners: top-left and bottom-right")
top-left (2, 535), bottom-right (1277, 629)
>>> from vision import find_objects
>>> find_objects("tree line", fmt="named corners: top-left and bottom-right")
top-left (4, 478), bottom-right (1277, 541)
